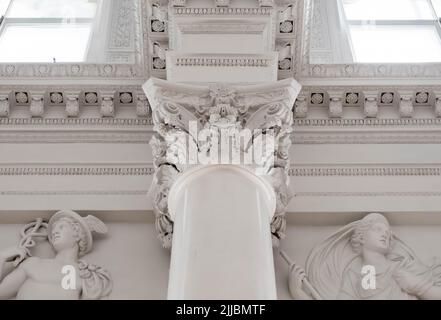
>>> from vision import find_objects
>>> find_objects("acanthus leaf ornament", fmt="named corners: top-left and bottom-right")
top-left (144, 77), bottom-right (301, 248)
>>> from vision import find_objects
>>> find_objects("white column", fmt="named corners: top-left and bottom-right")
top-left (144, 77), bottom-right (300, 300)
top-left (167, 165), bottom-right (277, 299)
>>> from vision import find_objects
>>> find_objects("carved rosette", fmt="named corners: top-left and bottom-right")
top-left (144, 77), bottom-right (301, 248)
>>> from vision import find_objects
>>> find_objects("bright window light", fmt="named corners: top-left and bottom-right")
top-left (0, 0), bottom-right (9, 16)
top-left (7, 0), bottom-right (97, 19)
top-left (0, 0), bottom-right (98, 62)
top-left (433, 0), bottom-right (441, 16)
top-left (0, 24), bottom-right (91, 62)
top-left (342, 0), bottom-right (435, 20)
top-left (341, 0), bottom-right (441, 63)
top-left (350, 25), bottom-right (441, 63)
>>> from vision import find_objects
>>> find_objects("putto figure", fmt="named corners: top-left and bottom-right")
top-left (288, 213), bottom-right (441, 300)
top-left (0, 210), bottom-right (112, 300)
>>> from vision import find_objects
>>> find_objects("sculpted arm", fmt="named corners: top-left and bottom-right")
top-left (394, 268), bottom-right (441, 300)
top-left (0, 247), bottom-right (28, 300)
top-left (288, 265), bottom-right (313, 300)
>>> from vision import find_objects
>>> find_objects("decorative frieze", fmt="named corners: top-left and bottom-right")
top-left (0, 167), bottom-right (154, 176)
top-left (172, 7), bottom-right (273, 16)
top-left (174, 57), bottom-right (272, 67)
top-left (287, 213), bottom-right (441, 300)
top-left (0, 90), bottom-right (151, 119)
top-left (4, 165), bottom-right (441, 178)
top-left (0, 117), bottom-right (151, 126)
top-left (289, 167), bottom-right (441, 177)
top-left (299, 88), bottom-right (441, 119)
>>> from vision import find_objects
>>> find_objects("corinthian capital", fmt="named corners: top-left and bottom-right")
top-left (144, 77), bottom-right (301, 247)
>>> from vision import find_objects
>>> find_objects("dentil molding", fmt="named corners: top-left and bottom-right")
top-left (3, 165), bottom-right (441, 177)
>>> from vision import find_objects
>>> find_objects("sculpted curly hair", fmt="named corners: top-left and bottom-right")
top-left (52, 217), bottom-right (88, 255)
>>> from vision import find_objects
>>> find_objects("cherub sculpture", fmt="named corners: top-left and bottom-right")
top-left (0, 210), bottom-right (112, 300)
top-left (287, 213), bottom-right (441, 300)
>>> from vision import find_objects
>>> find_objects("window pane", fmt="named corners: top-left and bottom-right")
top-left (0, 24), bottom-right (91, 62)
top-left (0, 0), bottom-right (10, 16)
top-left (342, 0), bottom-right (435, 20)
top-left (349, 25), bottom-right (441, 62)
top-left (7, 0), bottom-right (97, 18)
top-left (433, 0), bottom-right (441, 17)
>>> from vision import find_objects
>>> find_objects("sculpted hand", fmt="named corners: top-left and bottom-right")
top-left (288, 264), bottom-right (309, 299)
top-left (0, 246), bottom-right (28, 266)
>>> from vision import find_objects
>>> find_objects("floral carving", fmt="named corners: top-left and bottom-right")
top-left (144, 77), bottom-right (301, 247)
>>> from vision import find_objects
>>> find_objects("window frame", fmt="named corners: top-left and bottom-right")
top-left (338, 0), bottom-right (441, 63)
top-left (0, 0), bottom-right (100, 63)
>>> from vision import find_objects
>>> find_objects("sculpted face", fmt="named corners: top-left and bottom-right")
top-left (50, 220), bottom-right (78, 253)
top-left (363, 222), bottom-right (391, 254)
